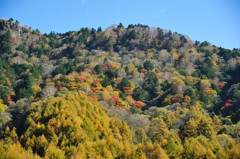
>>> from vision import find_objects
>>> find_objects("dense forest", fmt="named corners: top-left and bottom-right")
top-left (0, 18), bottom-right (240, 158)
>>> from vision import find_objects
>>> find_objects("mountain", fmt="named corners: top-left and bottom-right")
top-left (0, 18), bottom-right (240, 158)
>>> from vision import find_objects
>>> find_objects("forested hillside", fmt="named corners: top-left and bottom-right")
top-left (0, 18), bottom-right (240, 158)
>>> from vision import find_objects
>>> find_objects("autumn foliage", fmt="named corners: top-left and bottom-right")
top-left (135, 101), bottom-right (145, 109)
top-left (0, 19), bottom-right (240, 158)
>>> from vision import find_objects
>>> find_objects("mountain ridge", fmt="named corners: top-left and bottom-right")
top-left (0, 18), bottom-right (240, 158)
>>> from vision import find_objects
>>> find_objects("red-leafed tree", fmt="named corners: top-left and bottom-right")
top-left (223, 99), bottom-right (233, 109)
top-left (93, 80), bottom-right (98, 84)
top-left (91, 86), bottom-right (97, 92)
top-left (218, 82), bottom-right (225, 90)
top-left (123, 87), bottom-right (132, 92)
top-left (7, 96), bottom-right (12, 103)
top-left (135, 101), bottom-right (145, 109)
top-left (10, 38), bottom-right (15, 43)
top-left (40, 33), bottom-right (44, 38)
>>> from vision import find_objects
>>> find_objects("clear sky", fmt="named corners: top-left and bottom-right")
top-left (1, 0), bottom-right (239, 49)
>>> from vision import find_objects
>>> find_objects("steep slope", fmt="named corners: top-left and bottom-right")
top-left (0, 18), bottom-right (240, 158)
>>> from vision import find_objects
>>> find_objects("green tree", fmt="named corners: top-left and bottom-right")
top-left (119, 77), bottom-right (131, 90)
top-left (15, 74), bottom-right (34, 99)
top-left (0, 21), bottom-right (6, 30)
top-left (201, 41), bottom-right (211, 47)
top-left (49, 39), bottom-right (56, 49)
top-left (0, 86), bottom-right (10, 104)
top-left (185, 86), bottom-right (197, 104)
top-left (143, 61), bottom-right (154, 71)
top-left (101, 76), bottom-right (112, 87)
top-left (1, 31), bottom-right (11, 42)
top-left (157, 28), bottom-right (165, 44)
top-left (1, 43), bottom-right (12, 53)
top-left (228, 87), bottom-right (240, 100)
top-left (9, 18), bottom-right (13, 22)
top-left (211, 83), bottom-right (220, 94)
top-left (118, 23), bottom-right (124, 28)
top-left (143, 72), bottom-right (160, 98)
top-left (0, 31), bottom-right (12, 54)
top-left (199, 85), bottom-right (208, 104)
top-left (132, 87), bottom-right (150, 103)
top-left (90, 28), bottom-right (96, 34)
top-left (97, 26), bottom-right (102, 33)
top-left (129, 30), bottom-right (137, 39)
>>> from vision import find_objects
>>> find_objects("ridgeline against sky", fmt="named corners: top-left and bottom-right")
top-left (0, 0), bottom-right (239, 49)
top-left (0, 14), bottom-right (240, 158)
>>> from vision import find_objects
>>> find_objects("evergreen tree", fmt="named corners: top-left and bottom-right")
top-left (97, 26), bottom-right (102, 32)
top-left (129, 30), bottom-right (137, 39)
top-left (144, 61), bottom-right (154, 71)
top-left (133, 87), bottom-right (150, 103)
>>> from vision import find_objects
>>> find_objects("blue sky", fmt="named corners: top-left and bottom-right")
top-left (0, 0), bottom-right (239, 49)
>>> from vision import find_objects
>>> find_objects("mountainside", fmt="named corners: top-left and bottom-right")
top-left (0, 18), bottom-right (240, 158)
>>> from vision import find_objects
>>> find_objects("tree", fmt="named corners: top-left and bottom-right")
top-left (118, 23), bottom-right (124, 28)
top-left (0, 98), bottom-right (6, 112)
top-left (180, 35), bottom-right (187, 43)
top-left (105, 67), bottom-right (115, 79)
top-left (200, 64), bottom-right (216, 79)
top-left (119, 77), bottom-right (131, 90)
top-left (94, 64), bottom-right (104, 74)
top-left (1, 31), bottom-right (11, 42)
top-left (143, 72), bottom-right (160, 98)
top-left (200, 41), bottom-right (211, 47)
top-left (49, 39), bottom-right (56, 49)
top-left (102, 76), bottom-right (112, 87)
top-left (133, 128), bottom-right (148, 144)
top-left (211, 83), bottom-right (220, 94)
top-left (182, 118), bottom-right (198, 137)
top-left (135, 101), bottom-right (145, 109)
top-left (0, 86), bottom-right (10, 104)
top-left (0, 98), bottom-right (7, 123)
top-left (45, 142), bottom-right (65, 159)
top-left (171, 79), bottom-right (186, 94)
top-left (132, 87), bottom-right (150, 103)
top-left (90, 28), bottom-right (96, 34)
top-left (143, 61), bottom-right (154, 71)
top-left (129, 30), bottom-right (137, 39)
top-left (117, 68), bottom-right (126, 78)
top-left (9, 18), bottom-right (13, 22)
top-left (97, 26), bottom-right (102, 33)
top-left (228, 87), bottom-right (240, 100)
top-left (15, 74), bottom-right (35, 100)
top-left (41, 84), bottom-right (57, 98)
top-left (0, 21), bottom-right (6, 30)
top-left (195, 41), bottom-right (200, 46)
top-left (157, 28), bottom-right (165, 43)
